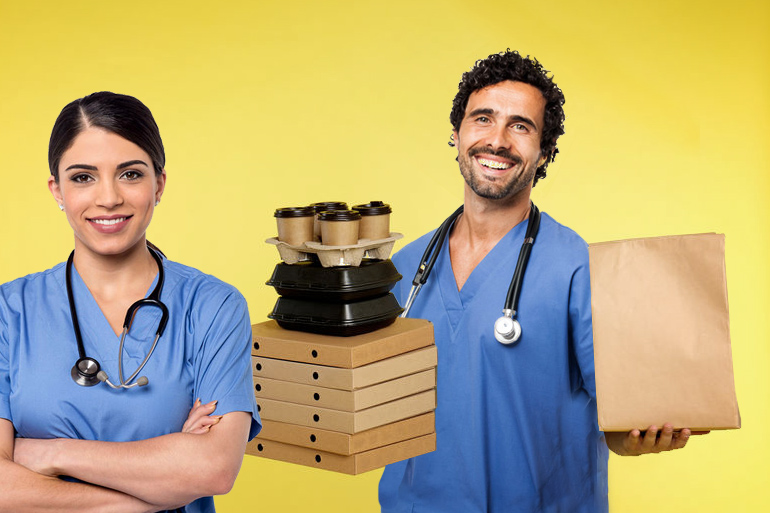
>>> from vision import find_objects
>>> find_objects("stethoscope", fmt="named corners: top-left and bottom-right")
top-left (401, 202), bottom-right (540, 345)
top-left (67, 245), bottom-right (169, 389)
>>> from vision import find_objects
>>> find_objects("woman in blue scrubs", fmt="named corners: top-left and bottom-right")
top-left (0, 92), bottom-right (261, 512)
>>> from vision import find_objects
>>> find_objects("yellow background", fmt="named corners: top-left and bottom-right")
top-left (1, 0), bottom-right (767, 511)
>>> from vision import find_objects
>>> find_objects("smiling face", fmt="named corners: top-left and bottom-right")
top-left (49, 127), bottom-right (165, 259)
top-left (454, 80), bottom-right (547, 202)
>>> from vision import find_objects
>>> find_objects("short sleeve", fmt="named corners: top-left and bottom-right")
top-left (0, 295), bottom-right (12, 422)
top-left (569, 255), bottom-right (597, 400)
top-left (192, 288), bottom-right (261, 440)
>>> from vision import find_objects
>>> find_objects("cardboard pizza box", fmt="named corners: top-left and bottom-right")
top-left (252, 346), bottom-right (438, 391)
top-left (256, 413), bottom-right (435, 455)
top-left (252, 318), bottom-right (434, 368)
top-left (257, 390), bottom-right (436, 434)
top-left (253, 368), bottom-right (436, 412)
top-left (246, 432), bottom-right (436, 475)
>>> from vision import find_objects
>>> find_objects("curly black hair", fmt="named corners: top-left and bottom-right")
top-left (450, 50), bottom-right (565, 185)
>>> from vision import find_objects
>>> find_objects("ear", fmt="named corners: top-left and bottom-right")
top-left (451, 130), bottom-right (459, 148)
top-left (155, 169), bottom-right (167, 204)
top-left (48, 175), bottom-right (64, 207)
top-left (537, 154), bottom-right (548, 168)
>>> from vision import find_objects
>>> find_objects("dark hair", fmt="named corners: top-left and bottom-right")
top-left (450, 50), bottom-right (565, 185)
top-left (48, 91), bottom-right (165, 181)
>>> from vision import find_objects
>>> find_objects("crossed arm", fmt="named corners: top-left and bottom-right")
top-left (2, 400), bottom-right (251, 512)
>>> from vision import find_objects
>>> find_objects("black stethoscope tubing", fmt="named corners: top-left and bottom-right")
top-left (68, 245), bottom-right (169, 388)
top-left (401, 202), bottom-right (540, 344)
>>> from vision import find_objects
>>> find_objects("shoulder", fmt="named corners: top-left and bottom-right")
top-left (0, 263), bottom-right (66, 310)
top-left (392, 229), bottom-right (438, 271)
top-left (536, 212), bottom-right (589, 263)
top-left (161, 259), bottom-right (247, 311)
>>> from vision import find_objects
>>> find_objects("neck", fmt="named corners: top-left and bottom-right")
top-left (455, 185), bottom-right (533, 245)
top-left (72, 238), bottom-right (158, 300)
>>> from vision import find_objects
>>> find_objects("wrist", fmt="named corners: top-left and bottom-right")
top-left (48, 438), bottom-right (68, 476)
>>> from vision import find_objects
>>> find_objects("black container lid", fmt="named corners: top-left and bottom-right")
top-left (352, 201), bottom-right (392, 215)
top-left (275, 206), bottom-right (315, 218)
top-left (318, 209), bottom-right (361, 222)
top-left (309, 201), bottom-right (348, 214)
top-left (268, 293), bottom-right (403, 337)
top-left (266, 259), bottom-right (402, 302)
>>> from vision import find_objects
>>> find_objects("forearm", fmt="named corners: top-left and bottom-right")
top-left (46, 412), bottom-right (250, 507)
top-left (0, 459), bottom-right (157, 513)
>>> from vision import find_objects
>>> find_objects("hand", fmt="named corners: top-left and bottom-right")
top-left (182, 399), bottom-right (222, 434)
top-left (606, 423), bottom-right (709, 456)
top-left (13, 437), bottom-right (59, 476)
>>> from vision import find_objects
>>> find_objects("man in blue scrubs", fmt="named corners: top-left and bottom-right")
top-left (378, 50), bottom-right (693, 512)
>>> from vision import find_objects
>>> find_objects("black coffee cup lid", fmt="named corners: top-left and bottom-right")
top-left (352, 201), bottom-right (392, 215)
top-left (275, 206), bottom-right (315, 218)
top-left (318, 209), bottom-right (362, 221)
top-left (309, 201), bottom-right (348, 213)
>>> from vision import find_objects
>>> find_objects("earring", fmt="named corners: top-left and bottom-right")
top-left (448, 133), bottom-right (456, 148)
top-left (58, 204), bottom-right (64, 211)
top-left (155, 199), bottom-right (160, 206)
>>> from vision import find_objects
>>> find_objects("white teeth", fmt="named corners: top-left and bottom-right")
top-left (477, 157), bottom-right (513, 170)
top-left (92, 217), bottom-right (126, 226)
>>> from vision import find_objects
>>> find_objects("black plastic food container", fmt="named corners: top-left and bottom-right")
top-left (266, 259), bottom-right (402, 302)
top-left (268, 293), bottom-right (403, 336)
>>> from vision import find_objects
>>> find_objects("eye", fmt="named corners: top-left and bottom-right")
top-left (70, 173), bottom-right (93, 184)
top-left (512, 123), bottom-right (529, 132)
top-left (121, 170), bottom-right (144, 181)
top-left (476, 116), bottom-right (491, 123)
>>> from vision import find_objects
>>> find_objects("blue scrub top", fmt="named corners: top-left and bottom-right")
top-left (379, 212), bottom-right (608, 513)
top-left (0, 258), bottom-right (261, 513)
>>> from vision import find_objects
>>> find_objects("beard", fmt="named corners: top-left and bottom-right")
top-left (458, 147), bottom-right (537, 200)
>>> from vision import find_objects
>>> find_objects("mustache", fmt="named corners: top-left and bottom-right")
top-left (467, 147), bottom-right (522, 165)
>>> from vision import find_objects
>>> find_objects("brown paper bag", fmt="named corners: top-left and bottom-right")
top-left (588, 233), bottom-right (740, 431)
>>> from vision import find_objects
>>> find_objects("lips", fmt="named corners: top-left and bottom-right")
top-left (468, 148), bottom-right (521, 172)
top-left (476, 157), bottom-right (513, 170)
top-left (87, 215), bottom-right (133, 233)
top-left (90, 216), bottom-right (129, 226)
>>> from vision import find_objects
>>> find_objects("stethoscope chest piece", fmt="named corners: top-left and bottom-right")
top-left (494, 311), bottom-right (522, 345)
top-left (71, 357), bottom-right (101, 387)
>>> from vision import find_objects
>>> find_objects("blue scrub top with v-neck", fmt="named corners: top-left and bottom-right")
top-left (379, 211), bottom-right (608, 513)
top-left (0, 258), bottom-right (261, 513)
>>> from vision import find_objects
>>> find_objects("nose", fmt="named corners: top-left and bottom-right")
top-left (95, 178), bottom-right (123, 208)
top-left (485, 123), bottom-right (512, 150)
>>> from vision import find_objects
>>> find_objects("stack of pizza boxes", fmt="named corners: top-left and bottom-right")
top-left (246, 256), bottom-right (437, 475)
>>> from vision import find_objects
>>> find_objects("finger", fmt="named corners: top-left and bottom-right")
top-left (182, 401), bottom-right (216, 431)
top-left (624, 429), bottom-right (642, 454)
top-left (657, 424), bottom-right (674, 450)
top-left (671, 428), bottom-right (690, 450)
top-left (641, 425), bottom-right (659, 453)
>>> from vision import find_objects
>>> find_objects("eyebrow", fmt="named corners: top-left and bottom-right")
top-left (117, 160), bottom-right (149, 170)
top-left (467, 108), bottom-right (538, 130)
top-left (64, 160), bottom-right (149, 172)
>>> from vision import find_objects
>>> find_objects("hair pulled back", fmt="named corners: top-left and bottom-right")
top-left (48, 92), bottom-right (165, 181)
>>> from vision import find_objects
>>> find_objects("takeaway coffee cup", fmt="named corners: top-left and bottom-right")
top-left (352, 201), bottom-right (392, 240)
top-left (275, 207), bottom-right (315, 246)
top-left (319, 210), bottom-right (362, 246)
top-left (309, 201), bottom-right (348, 240)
